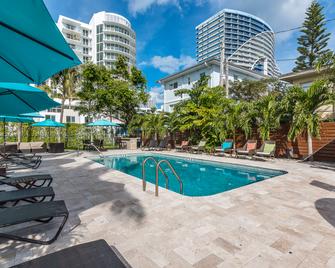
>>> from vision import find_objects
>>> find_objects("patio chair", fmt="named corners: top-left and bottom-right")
top-left (175, 141), bottom-right (189, 152)
top-left (155, 139), bottom-right (168, 151)
top-left (254, 140), bottom-right (276, 159)
top-left (215, 139), bottom-right (234, 156)
top-left (236, 140), bottom-right (257, 157)
top-left (191, 140), bottom-right (206, 154)
top-left (30, 142), bottom-right (47, 154)
top-left (18, 142), bottom-right (31, 154)
top-left (11, 239), bottom-right (132, 268)
top-left (0, 173), bottom-right (53, 190)
top-left (0, 200), bottom-right (68, 245)
top-left (0, 187), bottom-right (55, 207)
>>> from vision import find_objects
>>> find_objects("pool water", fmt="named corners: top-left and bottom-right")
top-left (94, 154), bottom-right (286, 197)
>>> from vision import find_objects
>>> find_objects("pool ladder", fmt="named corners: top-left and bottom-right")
top-left (142, 157), bottom-right (183, 196)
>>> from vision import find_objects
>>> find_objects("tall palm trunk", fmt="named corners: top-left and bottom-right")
top-left (60, 98), bottom-right (65, 123)
top-left (307, 129), bottom-right (313, 161)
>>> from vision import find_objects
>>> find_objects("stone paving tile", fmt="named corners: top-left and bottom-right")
top-left (1, 150), bottom-right (334, 267)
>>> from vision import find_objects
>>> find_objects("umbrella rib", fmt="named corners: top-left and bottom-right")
top-left (0, 21), bottom-right (75, 61)
top-left (9, 90), bottom-right (38, 113)
top-left (0, 54), bottom-right (34, 82)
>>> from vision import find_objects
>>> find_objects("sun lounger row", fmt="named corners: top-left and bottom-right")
top-left (175, 139), bottom-right (276, 159)
top-left (0, 170), bottom-right (69, 245)
top-left (141, 139), bottom-right (168, 151)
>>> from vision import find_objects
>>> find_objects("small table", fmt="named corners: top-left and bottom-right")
top-left (48, 143), bottom-right (64, 153)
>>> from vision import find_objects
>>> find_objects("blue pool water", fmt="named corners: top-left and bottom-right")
top-left (94, 154), bottom-right (286, 197)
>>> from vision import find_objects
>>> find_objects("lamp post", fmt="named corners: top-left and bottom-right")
top-left (219, 37), bottom-right (229, 98)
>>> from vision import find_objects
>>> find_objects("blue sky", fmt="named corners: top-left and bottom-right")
top-left (44, 0), bottom-right (335, 106)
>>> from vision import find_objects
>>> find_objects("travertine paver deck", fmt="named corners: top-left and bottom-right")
top-left (1, 150), bottom-right (334, 267)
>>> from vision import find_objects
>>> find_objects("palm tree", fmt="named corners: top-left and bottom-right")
top-left (51, 68), bottom-right (79, 123)
top-left (224, 100), bottom-right (254, 150)
top-left (141, 111), bottom-right (169, 141)
top-left (255, 95), bottom-right (281, 141)
top-left (285, 80), bottom-right (334, 158)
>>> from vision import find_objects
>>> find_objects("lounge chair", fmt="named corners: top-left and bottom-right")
top-left (0, 173), bottom-right (53, 189)
top-left (142, 140), bottom-right (158, 151)
top-left (191, 141), bottom-right (206, 154)
top-left (254, 140), bottom-right (276, 159)
top-left (0, 153), bottom-right (42, 169)
top-left (155, 139), bottom-right (168, 151)
top-left (0, 187), bottom-right (55, 207)
top-left (12, 239), bottom-right (132, 268)
top-left (0, 200), bottom-right (68, 245)
top-left (175, 141), bottom-right (189, 152)
top-left (236, 140), bottom-right (257, 157)
top-left (215, 139), bottom-right (234, 156)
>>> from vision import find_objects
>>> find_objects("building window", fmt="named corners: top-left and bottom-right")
top-left (66, 116), bottom-right (76, 123)
top-left (83, 38), bottom-right (89, 46)
top-left (83, 47), bottom-right (89, 54)
top-left (173, 82), bottom-right (178, 89)
top-left (45, 115), bottom-right (56, 121)
top-left (188, 77), bottom-right (191, 85)
top-left (233, 74), bottom-right (239, 81)
top-left (83, 29), bottom-right (89, 37)
top-left (48, 107), bottom-right (61, 113)
top-left (200, 72), bottom-right (206, 78)
top-left (96, 24), bottom-right (103, 34)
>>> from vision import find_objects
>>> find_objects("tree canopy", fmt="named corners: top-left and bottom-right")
top-left (294, 1), bottom-right (330, 71)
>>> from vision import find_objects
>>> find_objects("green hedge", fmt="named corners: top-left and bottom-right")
top-left (0, 123), bottom-right (117, 149)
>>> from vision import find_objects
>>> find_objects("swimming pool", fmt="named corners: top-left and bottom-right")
top-left (94, 153), bottom-right (286, 197)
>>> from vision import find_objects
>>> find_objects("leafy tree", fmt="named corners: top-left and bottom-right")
top-left (294, 1), bottom-right (330, 71)
top-left (112, 55), bottom-right (129, 80)
top-left (230, 80), bottom-right (268, 101)
top-left (76, 63), bottom-right (109, 122)
top-left (51, 67), bottom-right (79, 123)
top-left (285, 80), bottom-right (334, 157)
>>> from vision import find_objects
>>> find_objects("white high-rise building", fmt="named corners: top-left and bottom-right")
top-left (196, 9), bottom-right (280, 77)
top-left (57, 11), bottom-right (136, 67)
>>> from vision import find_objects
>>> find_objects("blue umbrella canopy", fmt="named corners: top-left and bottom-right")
top-left (32, 119), bottom-right (65, 128)
top-left (0, 115), bottom-right (34, 123)
top-left (0, 0), bottom-right (81, 84)
top-left (0, 83), bottom-right (60, 116)
top-left (1, 115), bottom-right (34, 144)
top-left (87, 119), bottom-right (119, 127)
top-left (20, 112), bottom-right (44, 118)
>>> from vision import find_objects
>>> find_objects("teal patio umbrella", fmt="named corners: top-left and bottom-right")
top-left (0, 0), bottom-right (81, 84)
top-left (87, 120), bottom-right (119, 143)
top-left (87, 120), bottom-right (119, 127)
top-left (0, 83), bottom-right (60, 116)
top-left (20, 112), bottom-right (44, 118)
top-left (32, 119), bottom-right (65, 143)
top-left (0, 115), bottom-right (34, 144)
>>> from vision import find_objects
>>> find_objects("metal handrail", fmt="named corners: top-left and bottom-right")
top-left (155, 159), bottom-right (183, 196)
top-left (142, 157), bottom-right (168, 191)
top-left (85, 142), bottom-right (104, 158)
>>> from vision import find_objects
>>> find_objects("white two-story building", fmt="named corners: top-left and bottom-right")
top-left (158, 58), bottom-right (265, 112)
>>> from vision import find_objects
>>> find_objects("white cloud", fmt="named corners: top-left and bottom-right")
top-left (149, 86), bottom-right (164, 106)
top-left (144, 55), bottom-right (196, 74)
top-left (127, 0), bottom-right (180, 16)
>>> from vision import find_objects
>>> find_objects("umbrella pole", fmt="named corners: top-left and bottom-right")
top-left (18, 123), bottom-right (22, 143)
top-left (48, 127), bottom-right (51, 144)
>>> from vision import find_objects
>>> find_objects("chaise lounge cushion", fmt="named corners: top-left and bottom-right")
top-left (11, 239), bottom-right (132, 268)
top-left (263, 143), bottom-right (275, 154)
